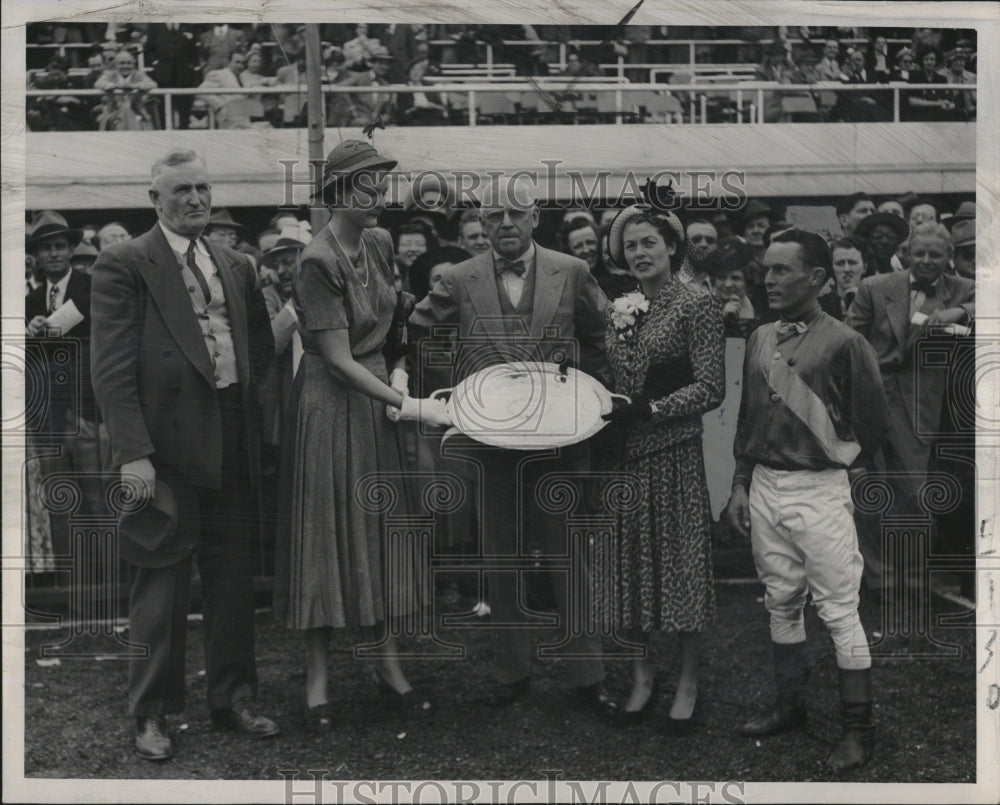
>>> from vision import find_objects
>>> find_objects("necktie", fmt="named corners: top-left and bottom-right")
top-left (185, 240), bottom-right (212, 303)
top-left (496, 258), bottom-right (526, 277)
top-left (48, 285), bottom-right (59, 313)
top-left (844, 290), bottom-right (856, 311)
top-left (911, 278), bottom-right (937, 298)
top-left (776, 319), bottom-right (808, 335)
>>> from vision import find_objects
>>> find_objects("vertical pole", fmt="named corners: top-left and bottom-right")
top-left (305, 24), bottom-right (326, 232)
top-left (469, 89), bottom-right (476, 126)
top-left (164, 92), bottom-right (173, 131)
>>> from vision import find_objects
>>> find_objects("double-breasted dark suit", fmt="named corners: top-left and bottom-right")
top-left (144, 25), bottom-right (201, 128)
top-left (410, 243), bottom-right (609, 686)
top-left (90, 222), bottom-right (273, 716)
top-left (846, 269), bottom-right (974, 587)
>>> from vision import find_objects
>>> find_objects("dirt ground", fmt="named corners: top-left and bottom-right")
top-left (19, 578), bottom-right (976, 784)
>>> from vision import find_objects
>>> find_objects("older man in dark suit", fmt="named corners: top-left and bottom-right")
top-left (409, 181), bottom-right (616, 717)
top-left (90, 148), bottom-right (276, 761)
top-left (846, 221), bottom-right (975, 593)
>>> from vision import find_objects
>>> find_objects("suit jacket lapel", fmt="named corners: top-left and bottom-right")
top-left (207, 240), bottom-right (249, 391)
top-left (137, 226), bottom-right (217, 389)
top-left (885, 271), bottom-right (911, 354)
top-left (528, 245), bottom-right (567, 340)
top-left (466, 252), bottom-right (504, 342)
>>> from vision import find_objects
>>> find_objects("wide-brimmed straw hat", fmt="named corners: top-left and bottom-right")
top-left (607, 204), bottom-right (686, 269)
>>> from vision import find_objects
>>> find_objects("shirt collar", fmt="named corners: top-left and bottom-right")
top-left (781, 303), bottom-right (823, 326)
top-left (46, 270), bottom-right (71, 296)
top-left (160, 221), bottom-right (209, 258)
top-left (492, 242), bottom-right (535, 270)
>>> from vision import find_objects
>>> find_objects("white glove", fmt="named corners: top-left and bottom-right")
top-left (398, 395), bottom-right (452, 427)
top-left (389, 368), bottom-right (409, 395)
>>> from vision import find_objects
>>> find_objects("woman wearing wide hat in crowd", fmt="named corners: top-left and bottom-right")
top-left (273, 140), bottom-right (451, 733)
top-left (599, 200), bottom-right (725, 733)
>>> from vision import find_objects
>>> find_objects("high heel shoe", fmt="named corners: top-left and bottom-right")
top-left (663, 687), bottom-right (703, 737)
top-left (372, 667), bottom-right (433, 716)
top-left (614, 678), bottom-right (660, 728)
top-left (304, 702), bottom-right (335, 735)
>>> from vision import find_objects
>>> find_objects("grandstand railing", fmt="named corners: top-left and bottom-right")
top-left (27, 36), bottom-right (921, 82)
top-left (26, 81), bottom-right (976, 128)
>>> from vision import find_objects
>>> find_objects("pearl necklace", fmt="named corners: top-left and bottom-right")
top-left (328, 223), bottom-right (369, 288)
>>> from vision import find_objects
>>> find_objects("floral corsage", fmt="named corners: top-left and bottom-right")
top-left (610, 291), bottom-right (650, 342)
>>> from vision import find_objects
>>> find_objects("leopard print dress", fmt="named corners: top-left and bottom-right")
top-left (601, 281), bottom-right (725, 633)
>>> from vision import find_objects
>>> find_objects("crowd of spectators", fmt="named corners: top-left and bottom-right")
top-left (27, 24), bottom-right (977, 130)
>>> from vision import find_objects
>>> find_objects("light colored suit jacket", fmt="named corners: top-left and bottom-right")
top-left (198, 67), bottom-right (252, 127)
top-left (846, 269), bottom-right (974, 440)
top-left (409, 243), bottom-right (609, 387)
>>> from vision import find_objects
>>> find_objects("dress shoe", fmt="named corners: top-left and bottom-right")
top-left (575, 681), bottom-right (619, 720)
top-left (135, 715), bottom-right (173, 761)
top-left (304, 702), bottom-right (335, 735)
top-left (482, 676), bottom-right (530, 707)
top-left (211, 698), bottom-right (280, 738)
top-left (663, 687), bottom-right (704, 737)
top-left (737, 696), bottom-right (807, 737)
top-left (373, 667), bottom-right (433, 716)
top-left (613, 678), bottom-right (660, 728)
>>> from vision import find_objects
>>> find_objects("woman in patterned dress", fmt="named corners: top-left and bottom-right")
top-left (273, 141), bottom-right (451, 732)
top-left (601, 204), bottom-right (725, 732)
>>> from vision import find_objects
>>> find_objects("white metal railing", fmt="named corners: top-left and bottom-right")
top-left (27, 35), bottom-right (923, 83)
top-left (26, 81), bottom-right (975, 129)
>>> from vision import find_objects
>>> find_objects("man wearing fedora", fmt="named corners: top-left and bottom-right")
top-left (949, 214), bottom-right (975, 280)
top-left (89, 148), bottom-right (277, 761)
top-left (409, 178), bottom-right (618, 718)
top-left (328, 43), bottom-right (397, 127)
top-left (25, 211), bottom-right (104, 528)
top-left (846, 221), bottom-right (975, 596)
top-left (855, 212), bottom-right (909, 276)
top-left (258, 225), bottom-right (310, 574)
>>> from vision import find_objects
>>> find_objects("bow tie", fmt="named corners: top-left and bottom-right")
top-left (911, 278), bottom-right (937, 298)
top-left (496, 258), bottom-right (526, 277)
top-left (776, 320), bottom-right (808, 335)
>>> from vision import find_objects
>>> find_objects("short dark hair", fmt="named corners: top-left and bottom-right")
top-left (703, 237), bottom-right (757, 283)
top-left (408, 245), bottom-right (472, 301)
top-left (835, 192), bottom-right (873, 218)
top-left (558, 216), bottom-right (597, 251)
top-left (769, 228), bottom-right (833, 278)
top-left (830, 235), bottom-right (875, 273)
top-left (763, 220), bottom-right (792, 247)
top-left (621, 211), bottom-right (686, 267)
top-left (394, 220), bottom-right (437, 251)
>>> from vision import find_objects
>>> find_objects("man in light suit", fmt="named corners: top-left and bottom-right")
top-left (198, 51), bottom-right (253, 129)
top-left (846, 221), bottom-right (975, 592)
top-left (90, 148), bottom-right (277, 761)
top-left (409, 182), bottom-right (616, 717)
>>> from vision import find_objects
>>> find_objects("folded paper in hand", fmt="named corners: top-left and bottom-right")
top-left (45, 299), bottom-right (84, 335)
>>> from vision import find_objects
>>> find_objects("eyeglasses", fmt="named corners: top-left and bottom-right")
top-left (482, 208), bottom-right (531, 225)
top-left (689, 235), bottom-right (717, 246)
